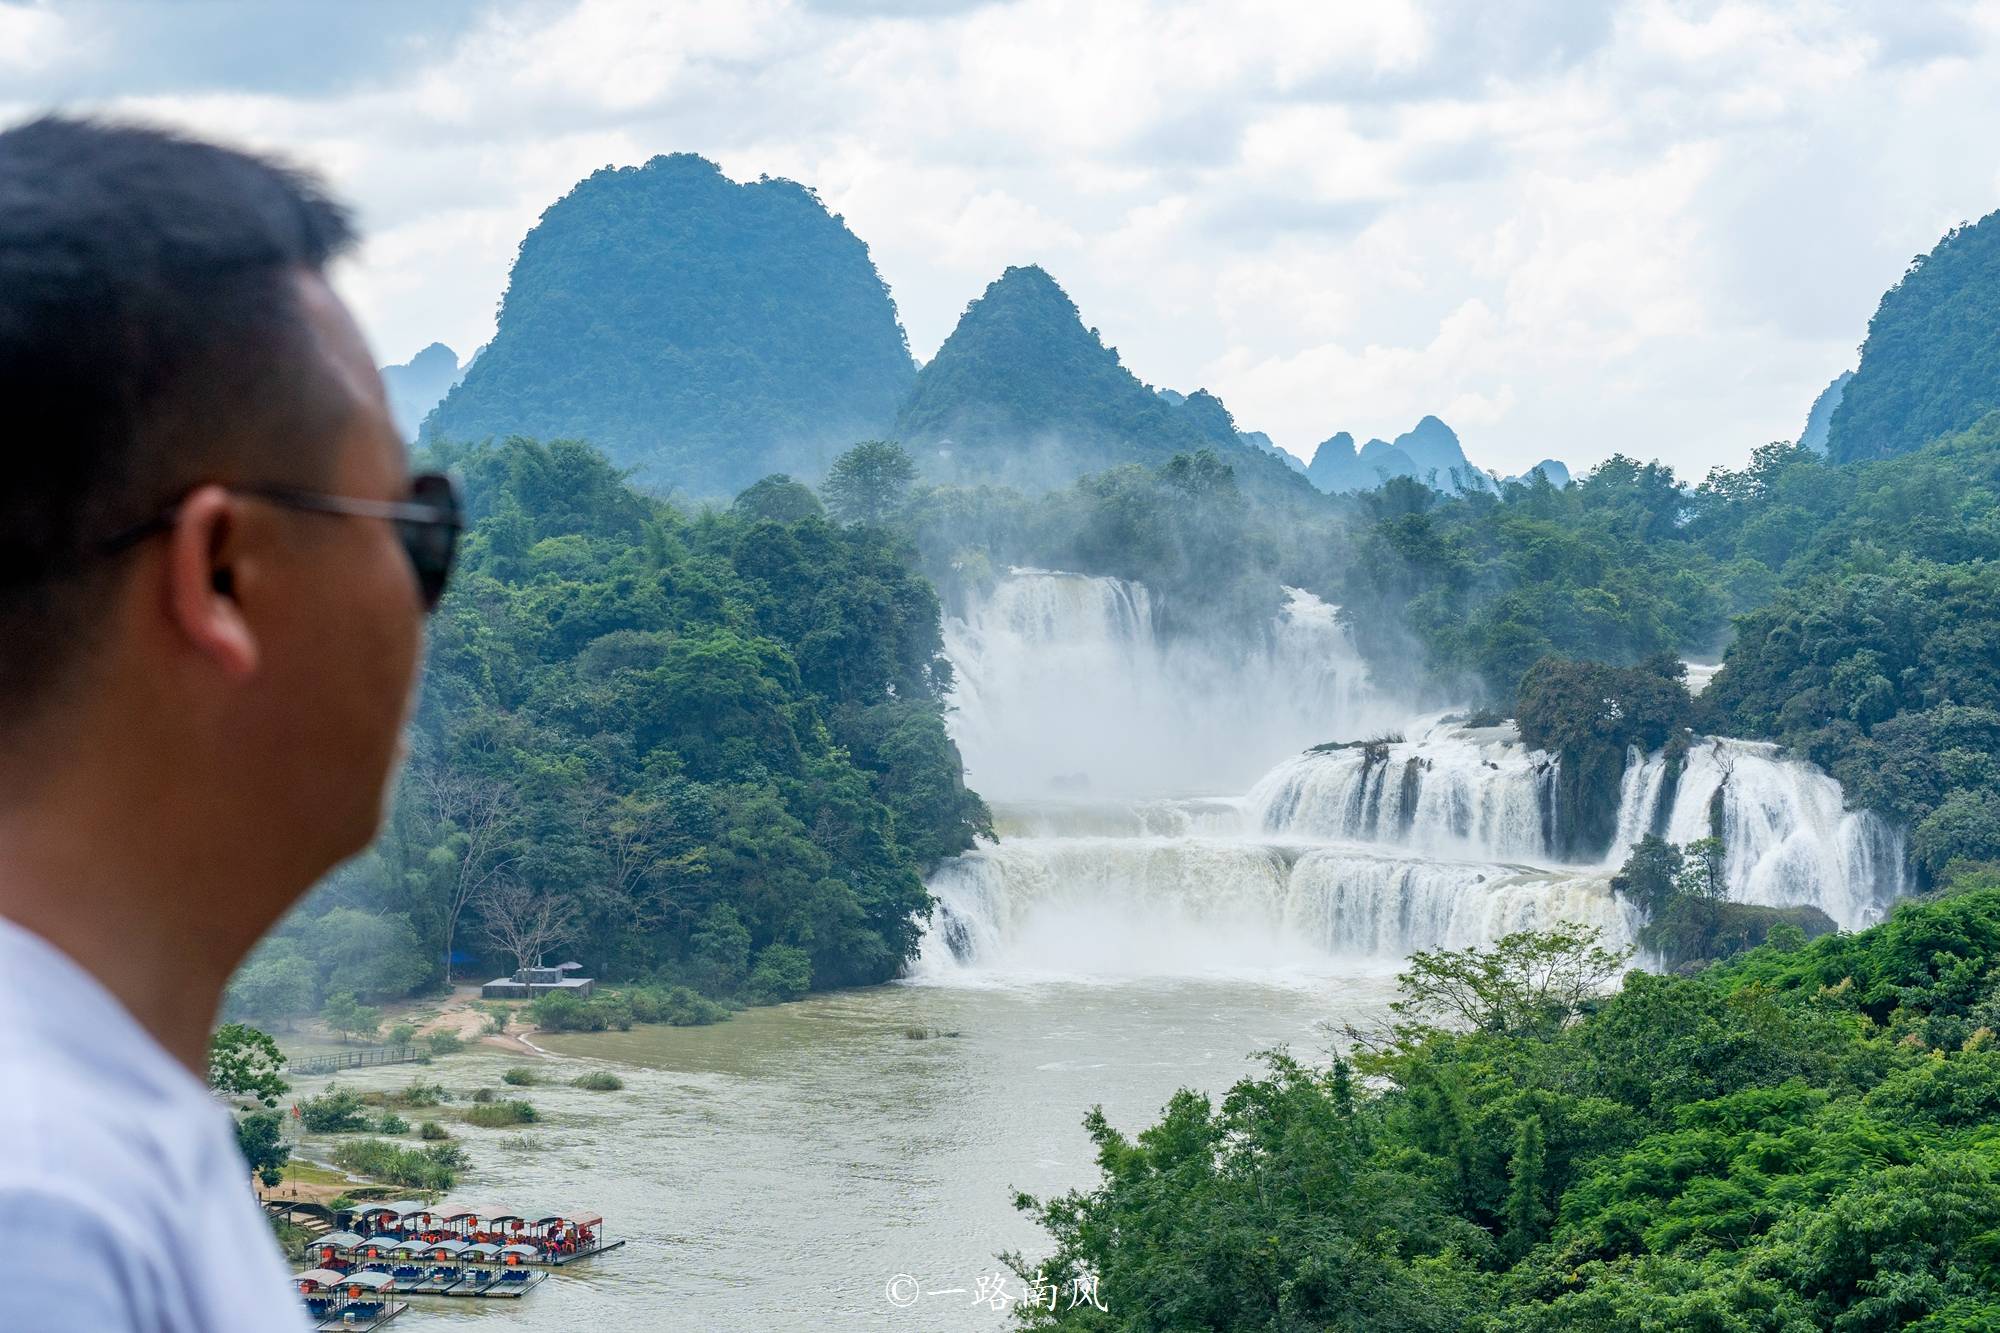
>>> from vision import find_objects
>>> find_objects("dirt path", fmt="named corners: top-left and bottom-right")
top-left (410, 986), bottom-right (546, 1057)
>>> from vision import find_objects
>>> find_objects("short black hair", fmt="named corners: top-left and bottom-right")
top-left (0, 115), bottom-right (357, 720)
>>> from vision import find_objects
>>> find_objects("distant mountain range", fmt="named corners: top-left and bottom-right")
top-left (380, 342), bottom-right (465, 441)
top-left (1798, 369), bottom-right (1854, 454)
top-left (1304, 417), bottom-right (1566, 494)
top-left (397, 154), bottom-right (1592, 502)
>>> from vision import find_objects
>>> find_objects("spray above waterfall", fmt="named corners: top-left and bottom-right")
top-left (942, 569), bottom-right (1399, 799)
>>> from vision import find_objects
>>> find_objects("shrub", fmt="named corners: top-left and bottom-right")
top-left (464, 1099), bottom-right (538, 1128)
top-left (298, 1086), bottom-right (370, 1134)
top-left (374, 1112), bottom-right (410, 1135)
top-left (425, 1031), bottom-right (463, 1057)
top-left (500, 1067), bottom-right (539, 1086)
top-left (630, 985), bottom-right (729, 1027)
top-left (744, 944), bottom-right (813, 1005)
top-left (469, 1087), bottom-right (496, 1104)
top-left (396, 1080), bottom-right (449, 1108)
top-left (417, 1120), bottom-right (450, 1141)
top-left (529, 991), bottom-right (636, 1033)
top-left (571, 1071), bottom-right (624, 1091)
top-left (329, 1138), bottom-right (457, 1191)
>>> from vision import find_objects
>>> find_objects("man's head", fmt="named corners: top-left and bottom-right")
top-left (0, 117), bottom-right (427, 895)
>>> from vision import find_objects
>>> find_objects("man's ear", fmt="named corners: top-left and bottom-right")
top-left (164, 485), bottom-right (259, 679)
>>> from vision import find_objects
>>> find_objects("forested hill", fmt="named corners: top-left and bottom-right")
top-left (1016, 873), bottom-right (2000, 1330)
top-left (893, 264), bottom-right (1323, 506)
top-left (226, 437), bottom-right (989, 1028)
top-left (1828, 207), bottom-right (2000, 462)
top-left (421, 154), bottom-right (915, 499)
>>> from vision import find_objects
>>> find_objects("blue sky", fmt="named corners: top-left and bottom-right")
top-left (5, 0), bottom-right (1998, 475)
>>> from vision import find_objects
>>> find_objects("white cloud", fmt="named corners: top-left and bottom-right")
top-left (6, 0), bottom-right (1997, 477)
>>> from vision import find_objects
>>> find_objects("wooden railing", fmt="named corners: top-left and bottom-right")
top-left (285, 1043), bottom-right (423, 1076)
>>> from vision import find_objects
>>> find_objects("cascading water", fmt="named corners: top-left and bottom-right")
top-left (918, 570), bottom-right (1909, 983)
top-left (1618, 738), bottom-right (1907, 927)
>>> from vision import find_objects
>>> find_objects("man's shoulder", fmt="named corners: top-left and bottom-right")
top-left (0, 1024), bottom-right (237, 1226)
top-left (0, 1177), bottom-right (167, 1329)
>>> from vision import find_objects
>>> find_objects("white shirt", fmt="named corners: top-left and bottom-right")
top-left (0, 916), bottom-right (311, 1332)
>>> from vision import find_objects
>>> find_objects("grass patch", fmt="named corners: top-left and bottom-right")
top-left (463, 1099), bottom-right (538, 1128)
top-left (329, 1138), bottom-right (468, 1191)
top-left (425, 1031), bottom-right (464, 1057)
top-left (500, 1066), bottom-right (540, 1086)
top-left (393, 1079), bottom-right (450, 1107)
top-left (417, 1120), bottom-right (451, 1141)
top-left (570, 1070), bottom-right (624, 1091)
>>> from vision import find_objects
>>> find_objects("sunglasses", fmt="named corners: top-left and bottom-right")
top-left (101, 471), bottom-right (465, 612)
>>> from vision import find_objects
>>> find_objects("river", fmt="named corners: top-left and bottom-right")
top-left (290, 971), bottom-right (1395, 1330)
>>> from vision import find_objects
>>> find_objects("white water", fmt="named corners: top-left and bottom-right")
top-left (922, 569), bottom-right (1909, 984)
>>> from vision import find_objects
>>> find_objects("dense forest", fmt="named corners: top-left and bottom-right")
top-left (422, 154), bottom-right (916, 497)
top-left (1011, 873), bottom-right (2000, 1331)
top-left (225, 437), bottom-right (989, 1028)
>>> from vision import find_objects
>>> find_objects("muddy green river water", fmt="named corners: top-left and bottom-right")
top-left (288, 974), bottom-right (1395, 1331)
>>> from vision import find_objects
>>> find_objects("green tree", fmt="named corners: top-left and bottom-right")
top-left (732, 473), bottom-right (826, 523)
top-left (1609, 834), bottom-right (1684, 918)
top-left (821, 440), bottom-right (916, 526)
top-left (320, 991), bottom-right (381, 1044)
top-left (233, 1109), bottom-right (291, 1188)
top-left (207, 1023), bottom-right (289, 1108)
top-left (222, 949), bottom-right (315, 1028)
top-left (1503, 1102), bottom-right (1550, 1259)
top-left (1390, 925), bottom-right (1630, 1038)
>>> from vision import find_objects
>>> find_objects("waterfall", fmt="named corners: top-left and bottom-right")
top-left (1619, 738), bottom-right (1908, 928)
top-left (919, 568), bottom-right (1908, 983)
top-left (1246, 718), bottom-right (1553, 861)
top-left (942, 569), bottom-right (1394, 799)
top-left (916, 831), bottom-right (1634, 981)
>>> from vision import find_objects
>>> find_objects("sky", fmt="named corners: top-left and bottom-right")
top-left (4, 0), bottom-right (1999, 478)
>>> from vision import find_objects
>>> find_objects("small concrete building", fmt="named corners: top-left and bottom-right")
top-left (481, 963), bottom-right (595, 1000)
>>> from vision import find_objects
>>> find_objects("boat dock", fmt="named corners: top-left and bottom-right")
top-left (293, 1201), bottom-right (617, 1322)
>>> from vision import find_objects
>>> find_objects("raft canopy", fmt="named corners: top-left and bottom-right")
top-left (427, 1240), bottom-right (467, 1256)
top-left (296, 1269), bottom-right (346, 1287)
top-left (391, 1238), bottom-right (430, 1255)
top-left (318, 1231), bottom-right (365, 1249)
top-left (499, 1244), bottom-right (539, 1258)
top-left (344, 1271), bottom-right (395, 1292)
top-left (462, 1243), bottom-right (502, 1259)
